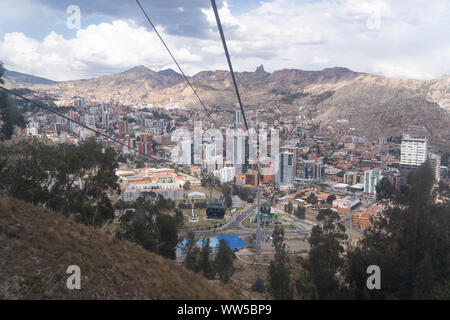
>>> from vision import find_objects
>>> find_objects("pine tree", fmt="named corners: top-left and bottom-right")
top-left (295, 205), bottom-right (306, 219)
top-left (156, 214), bottom-right (178, 260)
top-left (214, 239), bottom-right (235, 282)
top-left (306, 208), bottom-right (347, 299)
top-left (344, 161), bottom-right (449, 299)
top-left (268, 226), bottom-right (293, 299)
top-left (199, 238), bottom-right (215, 279)
top-left (183, 231), bottom-right (199, 272)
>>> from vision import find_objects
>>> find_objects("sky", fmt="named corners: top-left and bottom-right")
top-left (0, 0), bottom-right (449, 81)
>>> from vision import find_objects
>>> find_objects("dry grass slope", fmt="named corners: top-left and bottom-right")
top-left (0, 197), bottom-right (239, 300)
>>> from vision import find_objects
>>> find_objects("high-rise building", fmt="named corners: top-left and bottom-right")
top-left (344, 171), bottom-right (361, 185)
top-left (89, 107), bottom-right (97, 115)
top-left (364, 168), bottom-right (382, 195)
top-left (233, 110), bottom-right (241, 128)
top-left (277, 151), bottom-right (294, 186)
top-left (85, 115), bottom-right (95, 127)
top-left (202, 143), bottom-right (216, 173)
top-left (119, 119), bottom-right (128, 135)
top-left (179, 139), bottom-right (193, 166)
top-left (429, 153), bottom-right (441, 183)
top-left (378, 136), bottom-right (387, 145)
top-left (101, 113), bottom-right (109, 128)
top-left (76, 98), bottom-right (85, 108)
top-left (220, 166), bottom-right (235, 183)
top-left (297, 159), bottom-right (324, 180)
top-left (401, 133), bottom-right (428, 166)
top-left (400, 133), bottom-right (428, 184)
top-left (281, 145), bottom-right (301, 178)
top-left (229, 133), bottom-right (247, 173)
top-left (101, 103), bottom-right (108, 113)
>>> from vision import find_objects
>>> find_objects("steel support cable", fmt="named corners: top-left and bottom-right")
top-left (209, 0), bottom-right (249, 131)
top-left (210, 0), bottom-right (262, 255)
top-left (135, 0), bottom-right (219, 129)
top-left (0, 85), bottom-right (167, 164)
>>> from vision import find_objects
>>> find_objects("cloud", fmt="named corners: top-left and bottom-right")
top-left (1, 0), bottom-right (450, 80)
top-left (0, 20), bottom-right (203, 80)
top-left (35, 0), bottom-right (223, 39)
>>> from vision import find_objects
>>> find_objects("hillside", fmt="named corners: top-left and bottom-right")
top-left (3, 69), bottom-right (58, 86)
top-left (0, 196), bottom-right (238, 300)
top-left (3, 65), bottom-right (450, 143)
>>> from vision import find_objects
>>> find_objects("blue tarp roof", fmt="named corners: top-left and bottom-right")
top-left (218, 235), bottom-right (246, 251)
top-left (177, 235), bottom-right (246, 252)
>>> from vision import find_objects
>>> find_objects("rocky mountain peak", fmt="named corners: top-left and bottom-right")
top-left (255, 64), bottom-right (265, 73)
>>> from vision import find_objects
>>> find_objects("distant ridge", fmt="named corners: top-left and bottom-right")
top-left (157, 68), bottom-right (183, 78)
top-left (2, 65), bottom-right (449, 142)
top-left (3, 69), bottom-right (58, 85)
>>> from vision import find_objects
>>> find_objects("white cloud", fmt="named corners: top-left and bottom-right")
top-left (1, 0), bottom-right (450, 80)
top-left (0, 20), bottom-right (202, 80)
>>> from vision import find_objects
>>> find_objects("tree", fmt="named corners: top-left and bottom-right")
top-left (306, 208), bottom-right (347, 299)
top-left (174, 208), bottom-right (184, 227)
top-left (221, 183), bottom-right (233, 208)
top-left (272, 225), bottom-right (285, 252)
top-left (0, 63), bottom-right (25, 140)
top-left (306, 192), bottom-right (318, 204)
top-left (326, 194), bottom-right (336, 204)
top-left (345, 161), bottom-right (449, 299)
top-left (266, 181), bottom-right (280, 205)
top-left (201, 173), bottom-right (220, 198)
top-left (295, 205), bottom-right (306, 219)
top-left (183, 231), bottom-right (199, 272)
top-left (295, 268), bottom-right (317, 299)
top-left (116, 206), bottom-right (158, 253)
top-left (0, 139), bottom-right (61, 205)
top-left (214, 239), bottom-right (235, 282)
top-left (268, 226), bottom-right (293, 299)
top-left (251, 277), bottom-right (265, 292)
top-left (199, 238), bottom-right (215, 279)
top-left (183, 181), bottom-right (191, 191)
top-left (0, 138), bottom-right (120, 226)
top-left (284, 200), bottom-right (293, 214)
top-left (157, 213), bottom-right (178, 260)
top-left (376, 177), bottom-right (396, 202)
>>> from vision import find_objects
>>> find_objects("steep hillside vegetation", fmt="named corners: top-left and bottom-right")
top-left (0, 197), bottom-right (238, 299)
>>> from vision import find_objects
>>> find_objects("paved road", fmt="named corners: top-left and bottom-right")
top-left (179, 204), bottom-right (256, 238)
top-left (180, 203), bottom-right (310, 238)
top-left (222, 205), bottom-right (256, 231)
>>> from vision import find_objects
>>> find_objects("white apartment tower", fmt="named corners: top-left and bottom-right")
top-left (429, 153), bottom-right (441, 183)
top-left (400, 133), bottom-right (428, 185)
top-left (400, 133), bottom-right (428, 166)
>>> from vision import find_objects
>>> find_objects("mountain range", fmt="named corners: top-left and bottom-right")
top-left (3, 65), bottom-right (450, 145)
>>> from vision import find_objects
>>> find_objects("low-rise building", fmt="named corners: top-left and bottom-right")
top-left (332, 196), bottom-right (361, 213)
